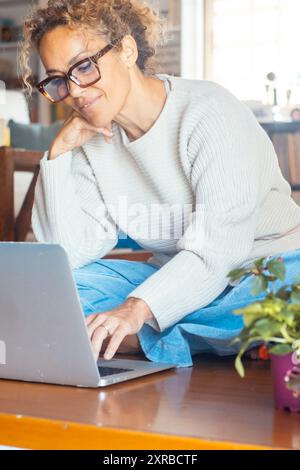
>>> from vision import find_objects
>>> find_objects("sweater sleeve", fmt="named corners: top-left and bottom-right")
top-left (32, 148), bottom-right (118, 268)
top-left (127, 91), bottom-right (263, 331)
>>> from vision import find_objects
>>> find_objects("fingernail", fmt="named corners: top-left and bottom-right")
top-left (104, 352), bottom-right (111, 360)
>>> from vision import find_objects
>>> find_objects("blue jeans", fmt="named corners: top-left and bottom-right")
top-left (73, 248), bottom-right (300, 367)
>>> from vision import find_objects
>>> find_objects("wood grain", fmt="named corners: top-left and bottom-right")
top-left (0, 355), bottom-right (298, 449)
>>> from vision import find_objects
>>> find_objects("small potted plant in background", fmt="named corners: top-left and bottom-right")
top-left (228, 256), bottom-right (300, 412)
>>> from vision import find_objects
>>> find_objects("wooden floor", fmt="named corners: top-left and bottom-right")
top-left (0, 354), bottom-right (299, 450)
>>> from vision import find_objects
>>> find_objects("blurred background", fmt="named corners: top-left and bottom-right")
top-left (0, 0), bottom-right (299, 244)
top-left (2, 0), bottom-right (300, 123)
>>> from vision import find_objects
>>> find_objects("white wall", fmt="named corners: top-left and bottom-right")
top-left (181, 0), bottom-right (204, 79)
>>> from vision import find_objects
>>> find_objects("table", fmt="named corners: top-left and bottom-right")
top-left (0, 355), bottom-right (299, 450)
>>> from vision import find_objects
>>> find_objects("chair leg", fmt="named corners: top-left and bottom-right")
top-left (0, 147), bottom-right (15, 240)
top-left (15, 165), bottom-right (40, 242)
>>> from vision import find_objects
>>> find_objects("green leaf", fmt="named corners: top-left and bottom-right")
top-left (260, 298), bottom-right (285, 316)
top-left (254, 258), bottom-right (266, 270)
top-left (228, 268), bottom-right (247, 282)
top-left (291, 291), bottom-right (300, 305)
top-left (269, 344), bottom-right (293, 355)
top-left (243, 313), bottom-right (261, 327)
top-left (252, 318), bottom-right (281, 339)
top-left (278, 309), bottom-right (296, 327)
top-left (237, 303), bottom-right (264, 314)
top-left (233, 303), bottom-right (264, 323)
top-left (251, 275), bottom-right (268, 296)
top-left (235, 355), bottom-right (245, 378)
top-left (286, 304), bottom-right (300, 316)
top-left (267, 259), bottom-right (286, 282)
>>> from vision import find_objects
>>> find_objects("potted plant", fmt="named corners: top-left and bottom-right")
top-left (228, 256), bottom-right (300, 412)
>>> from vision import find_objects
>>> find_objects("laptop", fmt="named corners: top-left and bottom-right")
top-left (0, 243), bottom-right (175, 387)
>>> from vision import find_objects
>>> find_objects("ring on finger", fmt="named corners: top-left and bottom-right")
top-left (99, 324), bottom-right (111, 337)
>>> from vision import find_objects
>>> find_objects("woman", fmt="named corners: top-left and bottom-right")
top-left (21, 0), bottom-right (300, 367)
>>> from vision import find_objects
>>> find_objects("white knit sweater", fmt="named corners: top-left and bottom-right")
top-left (32, 74), bottom-right (300, 332)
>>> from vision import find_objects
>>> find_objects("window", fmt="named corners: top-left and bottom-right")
top-left (205, 0), bottom-right (300, 104)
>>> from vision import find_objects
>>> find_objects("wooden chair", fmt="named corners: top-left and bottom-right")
top-left (0, 145), bottom-right (152, 261)
top-left (0, 146), bottom-right (42, 242)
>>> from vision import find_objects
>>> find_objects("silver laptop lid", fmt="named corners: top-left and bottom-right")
top-left (0, 243), bottom-right (100, 387)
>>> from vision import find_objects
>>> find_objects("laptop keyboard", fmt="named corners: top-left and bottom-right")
top-left (98, 366), bottom-right (134, 377)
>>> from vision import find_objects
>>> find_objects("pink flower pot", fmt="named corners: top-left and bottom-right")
top-left (270, 353), bottom-right (300, 413)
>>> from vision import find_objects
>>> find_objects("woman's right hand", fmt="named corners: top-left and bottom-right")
top-left (48, 111), bottom-right (114, 160)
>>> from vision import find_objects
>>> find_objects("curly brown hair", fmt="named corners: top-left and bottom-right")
top-left (20, 0), bottom-right (166, 95)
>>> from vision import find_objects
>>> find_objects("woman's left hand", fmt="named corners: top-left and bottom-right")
top-left (85, 297), bottom-right (154, 360)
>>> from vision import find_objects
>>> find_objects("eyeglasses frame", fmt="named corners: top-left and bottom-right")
top-left (36, 38), bottom-right (121, 103)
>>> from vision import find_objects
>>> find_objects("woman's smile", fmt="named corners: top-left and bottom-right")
top-left (78, 94), bottom-right (103, 114)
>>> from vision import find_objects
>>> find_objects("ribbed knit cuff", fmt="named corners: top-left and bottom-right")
top-left (40, 150), bottom-right (73, 178)
top-left (127, 250), bottom-right (228, 332)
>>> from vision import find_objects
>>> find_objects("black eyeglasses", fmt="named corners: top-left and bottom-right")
top-left (36, 38), bottom-right (121, 103)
